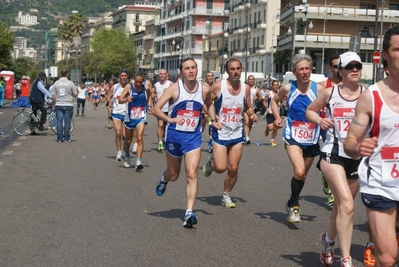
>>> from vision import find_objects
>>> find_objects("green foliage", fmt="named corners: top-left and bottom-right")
top-left (0, 22), bottom-right (15, 70)
top-left (12, 57), bottom-right (39, 81)
top-left (87, 27), bottom-right (136, 79)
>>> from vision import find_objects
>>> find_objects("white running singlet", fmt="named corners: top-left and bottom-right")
top-left (322, 85), bottom-right (365, 158)
top-left (214, 79), bottom-right (246, 141)
top-left (154, 80), bottom-right (172, 112)
top-left (112, 84), bottom-right (127, 115)
top-left (358, 84), bottom-right (399, 201)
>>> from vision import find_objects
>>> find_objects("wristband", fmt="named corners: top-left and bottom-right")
top-left (211, 119), bottom-right (218, 123)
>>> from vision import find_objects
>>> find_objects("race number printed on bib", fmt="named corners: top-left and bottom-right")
top-left (381, 147), bottom-right (399, 185)
top-left (333, 107), bottom-right (355, 139)
top-left (292, 120), bottom-right (316, 144)
top-left (176, 110), bottom-right (200, 132)
top-left (130, 106), bottom-right (145, 119)
top-left (221, 107), bottom-right (242, 129)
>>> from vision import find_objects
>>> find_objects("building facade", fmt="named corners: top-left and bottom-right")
top-left (277, 0), bottom-right (399, 82)
top-left (16, 11), bottom-right (38, 25)
top-left (153, 0), bottom-right (230, 80)
top-left (229, 0), bottom-right (281, 81)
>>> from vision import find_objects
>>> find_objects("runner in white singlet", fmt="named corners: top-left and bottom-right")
top-left (344, 26), bottom-right (399, 267)
top-left (307, 52), bottom-right (364, 267)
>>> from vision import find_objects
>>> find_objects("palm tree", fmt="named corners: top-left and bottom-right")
top-left (58, 20), bottom-right (72, 70)
top-left (67, 13), bottom-right (88, 72)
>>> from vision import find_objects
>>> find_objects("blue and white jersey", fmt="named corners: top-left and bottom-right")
top-left (214, 79), bottom-right (246, 141)
top-left (125, 83), bottom-right (147, 122)
top-left (283, 81), bottom-right (320, 146)
top-left (165, 79), bottom-right (204, 143)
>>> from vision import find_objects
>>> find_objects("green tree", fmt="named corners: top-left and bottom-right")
top-left (12, 57), bottom-right (39, 81)
top-left (0, 22), bottom-right (14, 70)
top-left (87, 27), bottom-right (136, 80)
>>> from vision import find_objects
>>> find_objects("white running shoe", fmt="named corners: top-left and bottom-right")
top-left (115, 151), bottom-right (122, 161)
top-left (221, 195), bottom-right (236, 208)
top-left (285, 204), bottom-right (301, 223)
top-left (124, 157), bottom-right (130, 168)
top-left (132, 143), bottom-right (138, 153)
top-left (135, 160), bottom-right (144, 170)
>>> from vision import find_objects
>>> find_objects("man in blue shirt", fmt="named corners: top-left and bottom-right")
top-left (29, 72), bottom-right (52, 131)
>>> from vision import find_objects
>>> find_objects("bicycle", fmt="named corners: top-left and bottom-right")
top-left (48, 111), bottom-right (74, 134)
top-left (12, 108), bottom-right (40, 136)
top-left (12, 107), bottom-right (74, 136)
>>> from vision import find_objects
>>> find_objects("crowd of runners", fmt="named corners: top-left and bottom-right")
top-left (92, 27), bottom-right (399, 267)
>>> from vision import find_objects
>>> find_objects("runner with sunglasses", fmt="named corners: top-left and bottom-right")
top-left (307, 52), bottom-right (365, 267)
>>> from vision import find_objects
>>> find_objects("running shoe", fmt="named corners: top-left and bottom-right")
top-left (341, 256), bottom-right (353, 267)
top-left (108, 124), bottom-right (112, 129)
top-left (363, 242), bottom-right (375, 267)
top-left (321, 174), bottom-right (331, 195)
top-left (245, 137), bottom-right (251, 145)
top-left (158, 141), bottom-right (164, 151)
top-left (328, 193), bottom-right (335, 207)
top-left (286, 204), bottom-right (301, 223)
top-left (135, 160), bottom-right (144, 170)
top-left (202, 154), bottom-right (214, 177)
top-left (115, 151), bottom-right (122, 161)
top-left (132, 143), bottom-right (138, 153)
top-left (156, 172), bottom-right (168, 196)
top-left (270, 140), bottom-right (277, 147)
top-left (222, 195), bottom-right (236, 208)
top-left (124, 157), bottom-right (130, 168)
top-left (183, 211), bottom-right (198, 228)
top-left (320, 232), bottom-right (334, 266)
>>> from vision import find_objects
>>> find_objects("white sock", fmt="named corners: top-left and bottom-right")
top-left (325, 233), bottom-right (334, 244)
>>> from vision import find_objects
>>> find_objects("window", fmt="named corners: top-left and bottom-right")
top-left (390, 3), bottom-right (399, 10)
top-left (358, 25), bottom-right (374, 38)
top-left (261, 61), bottom-right (264, 72)
top-left (256, 61), bottom-right (258, 72)
top-left (207, 0), bottom-right (212, 9)
top-left (261, 35), bottom-right (264, 45)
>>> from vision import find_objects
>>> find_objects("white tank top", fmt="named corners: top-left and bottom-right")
top-left (154, 80), bottom-right (172, 112)
top-left (250, 87), bottom-right (257, 108)
top-left (322, 85), bottom-right (364, 158)
top-left (214, 80), bottom-right (246, 140)
top-left (358, 84), bottom-right (399, 201)
top-left (112, 84), bottom-right (127, 115)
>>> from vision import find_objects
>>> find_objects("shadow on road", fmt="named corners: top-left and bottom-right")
top-left (281, 251), bottom-right (326, 266)
top-left (300, 194), bottom-right (331, 210)
top-left (196, 195), bottom-right (247, 206)
top-left (147, 208), bottom-right (212, 219)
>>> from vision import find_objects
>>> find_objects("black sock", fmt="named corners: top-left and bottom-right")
top-left (288, 177), bottom-right (305, 207)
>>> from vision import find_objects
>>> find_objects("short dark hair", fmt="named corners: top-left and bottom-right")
top-left (179, 58), bottom-right (197, 72)
top-left (60, 69), bottom-right (68, 77)
top-left (329, 55), bottom-right (339, 67)
top-left (383, 26), bottom-right (399, 52)
top-left (225, 58), bottom-right (242, 71)
top-left (134, 73), bottom-right (145, 80)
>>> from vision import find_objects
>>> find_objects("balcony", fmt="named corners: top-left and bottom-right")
top-left (133, 19), bottom-right (141, 26)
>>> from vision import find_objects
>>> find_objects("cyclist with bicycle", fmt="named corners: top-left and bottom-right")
top-left (29, 72), bottom-right (52, 131)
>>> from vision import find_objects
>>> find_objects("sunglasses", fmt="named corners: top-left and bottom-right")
top-left (342, 63), bottom-right (363, 70)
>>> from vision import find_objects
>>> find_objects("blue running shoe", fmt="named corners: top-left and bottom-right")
top-left (183, 211), bottom-right (198, 228)
top-left (156, 172), bottom-right (168, 196)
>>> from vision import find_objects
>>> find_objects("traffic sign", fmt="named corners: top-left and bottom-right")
top-left (373, 51), bottom-right (381, 64)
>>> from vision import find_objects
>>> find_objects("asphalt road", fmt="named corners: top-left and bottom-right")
top-left (0, 102), bottom-right (369, 267)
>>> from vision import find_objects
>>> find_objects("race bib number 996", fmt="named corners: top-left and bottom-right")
top-left (176, 110), bottom-right (200, 132)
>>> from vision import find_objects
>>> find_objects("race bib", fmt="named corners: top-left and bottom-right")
top-left (381, 147), bottom-right (399, 185)
top-left (292, 120), bottom-right (316, 144)
top-left (221, 107), bottom-right (242, 129)
top-left (176, 110), bottom-right (200, 132)
top-left (333, 107), bottom-right (355, 139)
top-left (130, 106), bottom-right (145, 119)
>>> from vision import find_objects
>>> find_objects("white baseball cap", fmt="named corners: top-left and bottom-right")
top-left (338, 52), bottom-right (362, 68)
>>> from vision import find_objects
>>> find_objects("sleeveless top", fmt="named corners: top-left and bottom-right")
top-left (359, 84), bottom-right (399, 200)
top-left (165, 79), bottom-right (204, 143)
top-left (283, 81), bottom-right (320, 146)
top-left (111, 84), bottom-right (127, 115)
top-left (214, 79), bottom-right (246, 141)
top-left (322, 85), bottom-right (365, 157)
top-left (125, 83), bottom-right (147, 122)
top-left (154, 80), bottom-right (172, 112)
top-left (267, 90), bottom-right (277, 114)
top-left (250, 87), bottom-right (257, 108)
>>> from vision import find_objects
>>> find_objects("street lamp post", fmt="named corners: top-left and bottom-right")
top-left (321, 2), bottom-right (348, 74)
